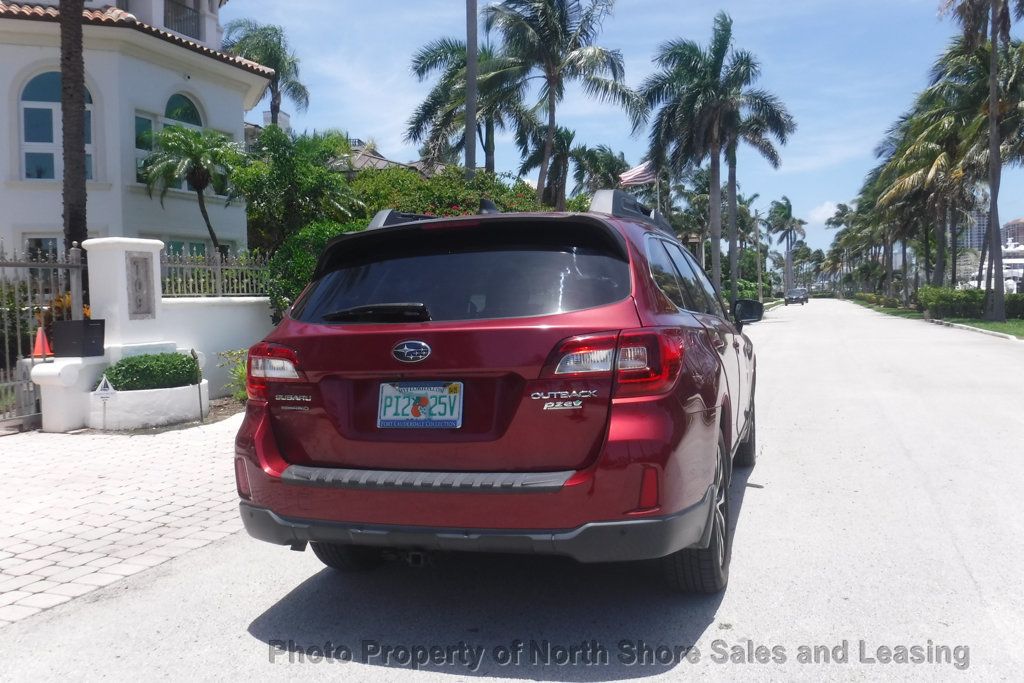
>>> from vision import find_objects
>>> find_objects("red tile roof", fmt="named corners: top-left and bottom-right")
top-left (0, 2), bottom-right (273, 79)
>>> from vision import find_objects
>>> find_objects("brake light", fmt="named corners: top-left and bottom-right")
top-left (542, 333), bottom-right (618, 377)
top-left (614, 328), bottom-right (685, 398)
top-left (246, 342), bottom-right (301, 400)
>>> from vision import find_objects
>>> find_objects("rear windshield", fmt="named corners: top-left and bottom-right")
top-left (292, 220), bottom-right (631, 323)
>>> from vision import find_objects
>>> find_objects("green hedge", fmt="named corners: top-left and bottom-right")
top-left (100, 353), bottom-right (199, 391)
top-left (907, 287), bottom-right (1024, 319)
top-left (853, 292), bottom-right (901, 309)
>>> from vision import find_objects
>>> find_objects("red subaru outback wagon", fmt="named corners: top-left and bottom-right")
top-left (235, 191), bottom-right (763, 593)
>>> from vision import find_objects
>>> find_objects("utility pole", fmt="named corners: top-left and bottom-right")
top-left (464, 0), bottom-right (478, 181)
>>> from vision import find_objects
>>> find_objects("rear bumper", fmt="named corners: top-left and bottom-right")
top-left (239, 485), bottom-right (713, 563)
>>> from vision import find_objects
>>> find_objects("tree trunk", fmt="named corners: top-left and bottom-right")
top-left (270, 87), bottom-right (281, 126)
top-left (885, 237), bottom-right (894, 298)
top-left (949, 204), bottom-right (958, 288)
top-left (756, 228), bottom-right (763, 303)
top-left (933, 202), bottom-right (946, 287)
top-left (464, 0), bottom-right (478, 180)
top-left (901, 240), bottom-right (909, 305)
top-left (985, 0), bottom-right (1006, 320)
top-left (976, 236), bottom-right (989, 290)
top-left (484, 117), bottom-right (495, 174)
top-left (196, 189), bottom-right (221, 254)
top-left (727, 154), bottom-right (739, 306)
top-left (709, 140), bottom-right (722, 291)
top-left (60, 0), bottom-right (88, 250)
top-left (537, 82), bottom-right (556, 205)
top-left (923, 217), bottom-right (932, 284)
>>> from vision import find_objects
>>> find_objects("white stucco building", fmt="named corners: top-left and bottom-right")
top-left (0, 0), bottom-right (271, 258)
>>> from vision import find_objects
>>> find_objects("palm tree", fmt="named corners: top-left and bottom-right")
top-left (59, 0), bottom-right (87, 249)
top-left (406, 39), bottom-right (534, 173)
top-left (571, 144), bottom-right (629, 196)
top-left (142, 127), bottom-right (241, 255)
top-left (723, 72), bottom-right (795, 304)
top-left (941, 0), bottom-right (1024, 320)
top-left (223, 20), bottom-right (309, 127)
top-left (638, 12), bottom-right (778, 294)
top-left (519, 126), bottom-right (576, 209)
top-left (483, 0), bottom-right (633, 204)
top-left (767, 196), bottom-right (806, 292)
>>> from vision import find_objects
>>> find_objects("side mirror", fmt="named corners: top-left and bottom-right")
top-left (732, 299), bottom-right (764, 326)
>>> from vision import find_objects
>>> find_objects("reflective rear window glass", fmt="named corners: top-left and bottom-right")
top-left (293, 221), bottom-right (631, 323)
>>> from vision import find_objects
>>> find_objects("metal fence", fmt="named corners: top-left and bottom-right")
top-left (161, 251), bottom-right (270, 297)
top-left (1, 244), bottom-right (84, 430)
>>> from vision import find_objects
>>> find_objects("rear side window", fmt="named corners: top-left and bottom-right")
top-left (645, 237), bottom-right (690, 309)
top-left (663, 242), bottom-right (713, 315)
top-left (680, 247), bottom-right (726, 318)
top-left (293, 221), bottom-right (631, 323)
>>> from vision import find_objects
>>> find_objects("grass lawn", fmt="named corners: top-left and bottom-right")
top-left (849, 299), bottom-right (924, 320)
top-left (946, 318), bottom-right (1024, 339)
top-left (849, 298), bottom-right (1024, 338)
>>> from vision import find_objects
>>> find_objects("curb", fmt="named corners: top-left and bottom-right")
top-left (764, 300), bottom-right (784, 312)
top-left (925, 318), bottom-right (1022, 343)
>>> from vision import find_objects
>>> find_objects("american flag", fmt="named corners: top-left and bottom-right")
top-left (619, 161), bottom-right (657, 187)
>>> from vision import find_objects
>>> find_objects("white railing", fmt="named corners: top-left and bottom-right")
top-left (160, 251), bottom-right (270, 298)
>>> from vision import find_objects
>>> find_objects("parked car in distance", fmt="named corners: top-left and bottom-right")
top-left (234, 190), bottom-right (763, 594)
top-left (785, 288), bottom-right (808, 305)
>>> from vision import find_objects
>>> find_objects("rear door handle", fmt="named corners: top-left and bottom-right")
top-left (711, 334), bottom-right (726, 351)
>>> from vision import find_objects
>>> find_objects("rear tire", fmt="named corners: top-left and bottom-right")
top-left (311, 542), bottom-right (384, 572)
top-left (662, 435), bottom-right (731, 594)
top-left (734, 403), bottom-right (756, 468)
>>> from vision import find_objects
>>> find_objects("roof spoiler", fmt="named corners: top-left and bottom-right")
top-left (367, 199), bottom-right (505, 230)
top-left (589, 189), bottom-right (673, 235)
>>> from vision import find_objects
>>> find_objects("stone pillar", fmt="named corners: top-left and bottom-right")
top-left (82, 237), bottom-right (166, 351)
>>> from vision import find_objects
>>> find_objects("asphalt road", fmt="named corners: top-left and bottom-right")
top-left (2, 299), bottom-right (1023, 681)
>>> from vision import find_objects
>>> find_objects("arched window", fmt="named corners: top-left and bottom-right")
top-left (164, 94), bottom-right (202, 127)
top-left (20, 71), bottom-right (94, 180)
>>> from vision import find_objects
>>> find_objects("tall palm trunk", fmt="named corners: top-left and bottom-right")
top-left (901, 240), bottom-right (909, 305)
top-left (195, 189), bottom-right (222, 254)
top-left (984, 0), bottom-right (1006, 320)
top-left (269, 87), bottom-right (282, 126)
top-left (484, 117), bottom-right (495, 173)
top-left (756, 230), bottom-right (763, 303)
top-left (464, 0), bottom-right (478, 180)
top-left (726, 154), bottom-right (739, 305)
top-left (537, 82), bottom-right (557, 204)
top-left (709, 139), bottom-right (723, 290)
top-left (949, 204), bottom-right (958, 288)
top-left (923, 217), bottom-right (932, 284)
top-left (933, 202), bottom-right (946, 287)
top-left (976, 235), bottom-right (989, 289)
top-left (60, 0), bottom-right (88, 250)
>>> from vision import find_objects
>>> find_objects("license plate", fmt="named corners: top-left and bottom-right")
top-left (377, 381), bottom-right (463, 429)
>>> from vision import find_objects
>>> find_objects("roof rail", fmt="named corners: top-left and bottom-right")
top-left (366, 209), bottom-right (435, 230)
top-left (589, 189), bottom-right (674, 235)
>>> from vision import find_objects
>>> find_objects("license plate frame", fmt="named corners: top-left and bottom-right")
top-left (377, 381), bottom-right (464, 429)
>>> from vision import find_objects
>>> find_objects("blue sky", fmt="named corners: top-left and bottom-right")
top-left (222, 0), bottom-right (1024, 251)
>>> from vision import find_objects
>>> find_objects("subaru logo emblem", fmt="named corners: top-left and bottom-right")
top-left (392, 340), bottom-right (431, 363)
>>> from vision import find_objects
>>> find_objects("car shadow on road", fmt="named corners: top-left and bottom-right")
top-left (247, 467), bottom-right (754, 681)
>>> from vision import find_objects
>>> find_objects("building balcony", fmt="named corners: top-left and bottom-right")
top-left (164, 0), bottom-right (202, 41)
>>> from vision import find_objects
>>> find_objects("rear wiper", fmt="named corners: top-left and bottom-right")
top-left (321, 302), bottom-right (432, 323)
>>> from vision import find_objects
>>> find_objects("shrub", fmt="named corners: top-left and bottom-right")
top-left (100, 353), bottom-right (199, 391)
top-left (917, 286), bottom-right (985, 319)
top-left (266, 219), bottom-right (367, 315)
top-left (1006, 293), bottom-right (1024, 319)
top-left (218, 349), bottom-right (248, 402)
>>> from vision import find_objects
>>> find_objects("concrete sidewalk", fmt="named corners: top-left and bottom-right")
top-left (0, 414), bottom-right (244, 626)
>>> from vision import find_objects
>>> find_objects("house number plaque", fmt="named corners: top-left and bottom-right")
top-left (126, 251), bottom-right (155, 320)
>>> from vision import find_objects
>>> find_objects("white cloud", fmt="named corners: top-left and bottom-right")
top-left (808, 201), bottom-right (839, 225)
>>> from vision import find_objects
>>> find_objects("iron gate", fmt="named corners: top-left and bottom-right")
top-left (1, 243), bottom-right (84, 431)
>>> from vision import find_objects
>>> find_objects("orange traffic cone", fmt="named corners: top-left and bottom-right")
top-left (32, 328), bottom-right (53, 358)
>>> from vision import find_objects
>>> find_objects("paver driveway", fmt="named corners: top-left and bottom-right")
top-left (0, 415), bottom-right (242, 625)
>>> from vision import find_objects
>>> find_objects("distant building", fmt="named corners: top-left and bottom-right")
top-left (1004, 218), bottom-right (1024, 246)
top-left (960, 209), bottom-right (989, 250)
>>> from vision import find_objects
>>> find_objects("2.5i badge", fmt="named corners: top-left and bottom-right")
top-left (531, 389), bottom-right (598, 411)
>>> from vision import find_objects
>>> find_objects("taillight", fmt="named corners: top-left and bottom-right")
top-left (541, 328), bottom-right (685, 397)
top-left (541, 332), bottom-right (618, 378)
top-left (614, 328), bottom-right (685, 398)
top-left (246, 342), bottom-right (301, 401)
